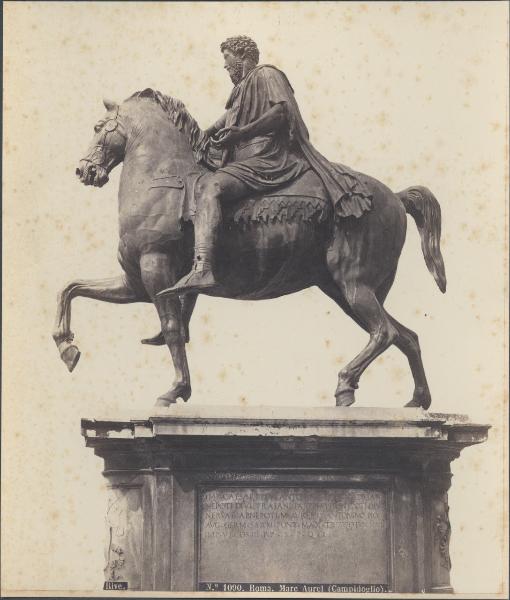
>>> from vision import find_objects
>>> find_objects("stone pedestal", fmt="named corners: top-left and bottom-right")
top-left (81, 407), bottom-right (489, 593)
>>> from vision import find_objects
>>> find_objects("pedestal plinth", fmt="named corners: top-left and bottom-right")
top-left (81, 407), bottom-right (489, 593)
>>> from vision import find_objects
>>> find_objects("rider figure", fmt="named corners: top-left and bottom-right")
top-left (163, 35), bottom-right (372, 296)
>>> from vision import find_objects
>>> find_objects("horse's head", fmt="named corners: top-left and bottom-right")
top-left (76, 98), bottom-right (127, 187)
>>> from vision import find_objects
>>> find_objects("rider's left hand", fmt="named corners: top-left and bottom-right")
top-left (211, 126), bottom-right (244, 148)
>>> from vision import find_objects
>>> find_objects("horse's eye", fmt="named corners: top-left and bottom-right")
top-left (94, 124), bottom-right (102, 133)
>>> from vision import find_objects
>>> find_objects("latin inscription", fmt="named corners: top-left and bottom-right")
top-left (202, 493), bottom-right (384, 539)
top-left (199, 486), bottom-right (388, 584)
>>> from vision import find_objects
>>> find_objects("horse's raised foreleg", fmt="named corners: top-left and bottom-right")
top-left (53, 275), bottom-right (141, 371)
top-left (140, 293), bottom-right (197, 346)
top-left (139, 252), bottom-right (191, 406)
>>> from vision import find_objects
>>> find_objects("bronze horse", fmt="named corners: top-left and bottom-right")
top-left (53, 90), bottom-right (446, 408)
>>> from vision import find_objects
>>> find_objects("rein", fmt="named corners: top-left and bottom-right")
top-left (82, 105), bottom-right (126, 170)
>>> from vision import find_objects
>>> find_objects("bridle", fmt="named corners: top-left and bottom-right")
top-left (82, 105), bottom-right (126, 170)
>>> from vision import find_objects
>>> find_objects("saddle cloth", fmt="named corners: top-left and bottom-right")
top-left (174, 168), bottom-right (331, 228)
top-left (227, 168), bottom-right (331, 227)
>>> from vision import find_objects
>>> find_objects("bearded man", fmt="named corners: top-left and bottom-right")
top-left (163, 35), bottom-right (372, 296)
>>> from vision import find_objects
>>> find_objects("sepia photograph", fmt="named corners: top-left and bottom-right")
top-left (2, 1), bottom-right (508, 597)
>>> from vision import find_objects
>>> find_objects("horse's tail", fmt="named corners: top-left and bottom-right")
top-left (397, 186), bottom-right (447, 293)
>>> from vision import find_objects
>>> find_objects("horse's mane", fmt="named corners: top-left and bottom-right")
top-left (127, 88), bottom-right (209, 164)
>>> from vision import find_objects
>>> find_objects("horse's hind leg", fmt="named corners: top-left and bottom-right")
top-left (386, 316), bottom-right (431, 409)
top-left (375, 276), bottom-right (432, 409)
top-left (321, 276), bottom-right (431, 409)
top-left (52, 275), bottom-right (141, 371)
top-left (321, 280), bottom-right (399, 406)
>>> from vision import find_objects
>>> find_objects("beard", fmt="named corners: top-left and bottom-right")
top-left (228, 59), bottom-right (244, 84)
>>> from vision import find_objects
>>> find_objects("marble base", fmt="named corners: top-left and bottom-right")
top-left (81, 406), bottom-right (489, 593)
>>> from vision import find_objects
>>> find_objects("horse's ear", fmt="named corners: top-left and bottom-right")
top-left (103, 98), bottom-right (118, 112)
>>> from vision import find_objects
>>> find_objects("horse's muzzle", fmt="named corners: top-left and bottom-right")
top-left (76, 161), bottom-right (109, 187)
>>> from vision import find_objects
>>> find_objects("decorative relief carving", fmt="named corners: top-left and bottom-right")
top-left (105, 540), bottom-right (125, 581)
top-left (104, 490), bottom-right (128, 582)
top-left (433, 501), bottom-right (451, 570)
top-left (103, 485), bottom-right (143, 588)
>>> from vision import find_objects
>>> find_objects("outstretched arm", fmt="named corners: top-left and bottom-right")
top-left (213, 103), bottom-right (287, 148)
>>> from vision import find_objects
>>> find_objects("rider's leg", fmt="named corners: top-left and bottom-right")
top-left (160, 172), bottom-right (250, 295)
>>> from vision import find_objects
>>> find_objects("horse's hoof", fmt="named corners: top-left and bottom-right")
top-left (141, 331), bottom-right (166, 346)
top-left (61, 344), bottom-right (81, 372)
top-left (155, 385), bottom-right (191, 407)
top-left (405, 386), bottom-right (431, 410)
top-left (155, 396), bottom-right (175, 408)
top-left (335, 389), bottom-right (355, 407)
top-left (405, 392), bottom-right (431, 410)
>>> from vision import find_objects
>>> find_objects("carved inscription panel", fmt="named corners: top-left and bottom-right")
top-left (199, 486), bottom-right (389, 584)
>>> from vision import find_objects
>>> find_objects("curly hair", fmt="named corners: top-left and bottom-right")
top-left (220, 36), bottom-right (259, 64)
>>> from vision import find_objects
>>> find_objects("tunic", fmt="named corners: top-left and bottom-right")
top-left (216, 65), bottom-right (372, 219)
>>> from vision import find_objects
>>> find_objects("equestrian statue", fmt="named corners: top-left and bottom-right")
top-left (53, 36), bottom-right (446, 408)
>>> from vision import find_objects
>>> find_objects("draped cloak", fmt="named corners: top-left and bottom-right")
top-left (216, 65), bottom-right (372, 219)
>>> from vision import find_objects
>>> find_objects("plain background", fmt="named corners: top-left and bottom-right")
top-left (2, 1), bottom-right (508, 596)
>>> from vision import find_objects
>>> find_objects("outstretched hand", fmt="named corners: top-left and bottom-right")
top-left (210, 126), bottom-right (244, 148)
